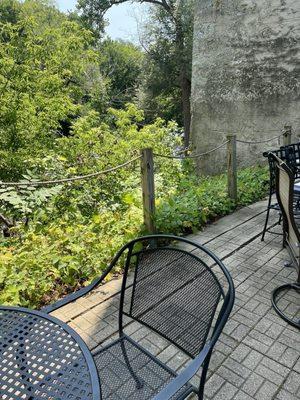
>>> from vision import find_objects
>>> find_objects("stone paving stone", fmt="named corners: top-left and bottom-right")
top-left (230, 343), bottom-right (251, 363)
top-left (156, 344), bottom-right (179, 363)
top-left (233, 390), bottom-right (255, 400)
top-left (255, 363), bottom-right (286, 386)
top-left (213, 382), bottom-right (239, 400)
top-left (241, 372), bottom-right (264, 397)
top-left (254, 380), bottom-right (278, 400)
top-left (283, 371), bottom-right (300, 395)
top-left (217, 366), bottom-right (245, 388)
top-left (167, 351), bottom-right (191, 371)
top-left (205, 373), bottom-right (226, 398)
top-left (293, 357), bottom-right (300, 374)
top-left (50, 200), bottom-right (299, 400)
top-left (275, 389), bottom-right (300, 400)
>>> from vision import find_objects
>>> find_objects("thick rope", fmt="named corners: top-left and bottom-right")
top-left (0, 156), bottom-right (141, 187)
top-left (0, 131), bottom-right (287, 187)
top-left (236, 133), bottom-right (283, 144)
top-left (154, 141), bottom-right (229, 160)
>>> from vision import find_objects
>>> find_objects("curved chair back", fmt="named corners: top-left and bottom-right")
top-left (111, 235), bottom-right (234, 358)
top-left (281, 142), bottom-right (300, 179)
top-left (263, 147), bottom-right (294, 195)
top-left (270, 153), bottom-right (300, 282)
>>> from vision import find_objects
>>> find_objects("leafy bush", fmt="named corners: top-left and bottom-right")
top-left (155, 165), bottom-right (269, 235)
top-left (0, 161), bottom-right (268, 308)
top-left (0, 206), bottom-right (143, 307)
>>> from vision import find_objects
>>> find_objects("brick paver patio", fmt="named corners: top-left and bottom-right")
top-left (51, 199), bottom-right (300, 399)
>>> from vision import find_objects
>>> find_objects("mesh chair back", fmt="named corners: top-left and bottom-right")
top-left (120, 236), bottom-right (232, 358)
top-left (281, 142), bottom-right (300, 179)
top-left (271, 154), bottom-right (300, 278)
top-left (263, 147), bottom-right (290, 195)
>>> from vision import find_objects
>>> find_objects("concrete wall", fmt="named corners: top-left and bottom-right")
top-left (191, 0), bottom-right (300, 175)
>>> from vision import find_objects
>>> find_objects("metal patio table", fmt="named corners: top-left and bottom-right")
top-left (0, 306), bottom-right (101, 399)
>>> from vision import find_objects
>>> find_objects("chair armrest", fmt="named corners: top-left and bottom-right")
top-left (41, 241), bottom-right (133, 314)
top-left (41, 263), bottom-right (116, 314)
top-left (152, 343), bottom-right (211, 400)
top-left (41, 282), bottom-right (97, 314)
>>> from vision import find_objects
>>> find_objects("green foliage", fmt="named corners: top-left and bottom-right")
top-left (155, 165), bottom-right (269, 235)
top-left (0, 103), bottom-right (183, 307)
top-left (0, 183), bottom-right (63, 216)
top-left (138, 0), bottom-right (195, 125)
top-left (76, 0), bottom-right (195, 126)
top-left (0, 206), bottom-right (142, 306)
top-left (0, 0), bottom-right (99, 180)
top-left (0, 157), bottom-right (269, 308)
top-left (99, 39), bottom-right (144, 107)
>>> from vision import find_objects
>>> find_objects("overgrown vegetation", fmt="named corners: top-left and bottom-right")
top-left (0, 1), bottom-right (269, 308)
top-left (0, 158), bottom-right (268, 308)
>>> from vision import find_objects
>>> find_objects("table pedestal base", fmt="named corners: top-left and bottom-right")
top-left (272, 283), bottom-right (300, 329)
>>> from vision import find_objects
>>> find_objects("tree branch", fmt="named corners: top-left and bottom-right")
top-left (87, 0), bottom-right (173, 16)
top-left (0, 213), bottom-right (14, 228)
top-left (140, 0), bottom-right (172, 13)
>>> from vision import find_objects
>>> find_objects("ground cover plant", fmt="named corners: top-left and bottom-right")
top-left (0, 149), bottom-right (269, 308)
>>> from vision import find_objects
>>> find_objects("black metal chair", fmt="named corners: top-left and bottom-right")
top-left (270, 154), bottom-right (300, 329)
top-left (43, 235), bottom-right (235, 400)
top-left (262, 146), bottom-right (300, 241)
top-left (282, 142), bottom-right (300, 177)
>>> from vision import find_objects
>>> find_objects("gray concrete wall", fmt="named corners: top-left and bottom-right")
top-left (191, 0), bottom-right (300, 175)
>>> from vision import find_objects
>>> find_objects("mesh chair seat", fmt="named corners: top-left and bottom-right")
top-left (93, 336), bottom-right (194, 400)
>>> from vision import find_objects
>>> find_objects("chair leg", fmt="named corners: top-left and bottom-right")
top-left (120, 339), bottom-right (144, 389)
top-left (284, 260), bottom-right (293, 268)
top-left (261, 192), bottom-right (273, 241)
top-left (197, 349), bottom-right (212, 400)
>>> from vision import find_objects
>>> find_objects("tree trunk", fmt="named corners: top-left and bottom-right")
top-left (180, 72), bottom-right (191, 149)
top-left (175, 0), bottom-right (191, 149)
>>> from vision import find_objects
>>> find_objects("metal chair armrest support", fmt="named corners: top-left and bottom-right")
top-left (42, 241), bottom-right (133, 314)
top-left (152, 344), bottom-right (211, 400)
top-left (41, 280), bottom-right (101, 314)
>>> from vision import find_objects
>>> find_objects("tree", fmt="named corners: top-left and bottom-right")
top-left (99, 39), bottom-right (144, 107)
top-left (77, 0), bottom-right (195, 148)
top-left (0, 0), bottom-right (98, 179)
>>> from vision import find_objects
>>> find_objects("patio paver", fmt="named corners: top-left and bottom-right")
top-left (51, 199), bottom-right (300, 399)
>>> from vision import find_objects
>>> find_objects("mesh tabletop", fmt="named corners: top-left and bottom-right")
top-left (0, 306), bottom-right (101, 400)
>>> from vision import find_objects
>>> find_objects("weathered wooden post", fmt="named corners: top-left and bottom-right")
top-left (141, 148), bottom-right (155, 233)
top-left (283, 125), bottom-right (292, 146)
top-left (227, 134), bottom-right (237, 203)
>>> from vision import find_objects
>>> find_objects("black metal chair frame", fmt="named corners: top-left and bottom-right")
top-left (262, 145), bottom-right (300, 242)
top-left (42, 235), bottom-right (235, 400)
top-left (269, 154), bottom-right (300, 329)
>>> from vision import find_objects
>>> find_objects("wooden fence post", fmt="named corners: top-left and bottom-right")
top-left (283, 125), bottom-right (292, 146)
top-left (227, 135), bottom-right (237, 203)
top-left (141, 148), bottom-right (155, 233)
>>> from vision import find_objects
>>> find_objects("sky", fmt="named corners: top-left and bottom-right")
top-left (56, 0), bottom-right (147, 43)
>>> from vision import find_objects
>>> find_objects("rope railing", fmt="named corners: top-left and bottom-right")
top-left (0, 129), bottom-right (289, 188)
top-left (154, 132), bottom-right (286, 160)
top-left (236, 133), bottom-right (283, 145)
top-left (0, 156), bottom-right (141, 187)
top-left (0, 125), bottom-right (294, 233)
top-left (153, 140), bottom-right (229, 160)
